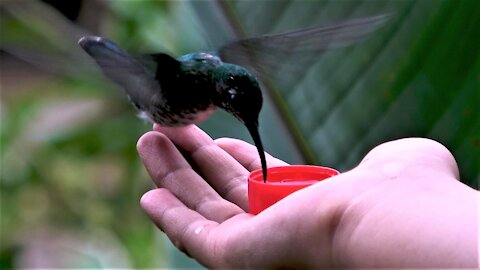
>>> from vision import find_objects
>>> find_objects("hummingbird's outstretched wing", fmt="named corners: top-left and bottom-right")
top-left (2, 1), bottom-right (163, 111)
top-left (218, 15), bottom-right (389, 86)
top-left (78, 37), bottom-right (162, 111)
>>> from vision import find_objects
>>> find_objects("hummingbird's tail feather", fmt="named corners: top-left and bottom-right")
top-left (246, 123), bottom-right (268, 182)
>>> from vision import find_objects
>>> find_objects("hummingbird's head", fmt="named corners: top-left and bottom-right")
top-left (214, 63), bottom-right (268, 181)
top-left (213, 64), bottom-right (263, 126)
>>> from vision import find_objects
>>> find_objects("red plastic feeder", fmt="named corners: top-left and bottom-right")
top-left (248, 165), bottom-right (339, 214)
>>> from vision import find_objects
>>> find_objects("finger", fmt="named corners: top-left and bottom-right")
top-left (154, 124), bottom-right (249, 210)
top-left (140, 189), bottom-right (220, 266)
top-left (137, 131), bottom-right (244, 221)
top-left (215, 137), bottom-right (289, 171)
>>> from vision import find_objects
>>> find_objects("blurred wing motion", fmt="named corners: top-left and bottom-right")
top-left (78, 37), bottom-right (161, 112)
top-left (0, 1), bottom-right (92, 76)
top-left (219, 15), bottom-right (389, 83)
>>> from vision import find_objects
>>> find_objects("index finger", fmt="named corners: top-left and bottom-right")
top-left (215, 137), bottom-right (289, 171)
top-left (154, 124), bottom-right (250, 210)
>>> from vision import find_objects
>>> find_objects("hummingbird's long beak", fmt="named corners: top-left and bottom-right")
top-left (246, 122), bottom-right (267, 182)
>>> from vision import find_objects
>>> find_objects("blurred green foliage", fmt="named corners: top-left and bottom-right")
top-left (1, 0), bottom-right (478, 269)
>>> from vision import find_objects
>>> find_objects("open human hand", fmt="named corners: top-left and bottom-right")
top-left (137, 124), bottom-right (477, 269)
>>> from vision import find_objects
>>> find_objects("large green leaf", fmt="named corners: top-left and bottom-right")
top-left (198, 0), bottom-right (479, 188)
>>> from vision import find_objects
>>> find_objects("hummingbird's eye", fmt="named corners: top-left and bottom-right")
top-left (228, 89), bottom-right (237, 100)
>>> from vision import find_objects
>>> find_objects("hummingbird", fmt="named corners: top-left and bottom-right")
top-left (78, 15), bottom-right (387, 182)
top-left (79, 36), bottom-right (266, 180)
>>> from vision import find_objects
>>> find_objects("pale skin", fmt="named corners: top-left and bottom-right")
top-left (137, 124), bottom-right (478, 269)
